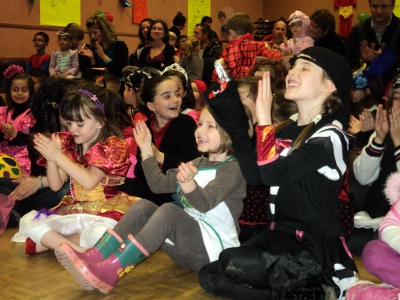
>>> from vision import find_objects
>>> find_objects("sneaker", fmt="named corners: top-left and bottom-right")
top-left (346, 280), bottom-right (400, 300)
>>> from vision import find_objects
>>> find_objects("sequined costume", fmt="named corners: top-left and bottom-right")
top-left (12, 131), bottom-right (140, 246)
top-left (0, 104), bottom-right (36, 177)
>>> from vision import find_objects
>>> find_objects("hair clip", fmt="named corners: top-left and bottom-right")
top-left (126, 71), bottom-right (152, 91)
top-left (392, 77), bottom-right (400, 89)
top-left (3, 64), bottom-right (24, 80)
top-left (74, 89), bottom-right (105, 115)
top-left (57, 30), bottom-right (70, 37)
top-left (161, 63), bottom-right (189, 85)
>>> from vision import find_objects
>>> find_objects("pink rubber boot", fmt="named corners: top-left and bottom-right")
top-left (56, 234), bottom-right (149, 294)
top-left (56, 229), bottom-right (122, 264)
top-left (346, 280), bottom-right (400, 300)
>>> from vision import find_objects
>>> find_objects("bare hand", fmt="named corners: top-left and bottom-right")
top-left (151, 144), bottom-right (165, 165)
top-left (348, 115), bottom-right (362, 135)
top-left (359, 109), bottom-right (375, 132)
top-left (8, 176), bottom-right (41, 201)
top-left (94, 42), bottom-right (106, 59)
top-left (374, 104), bottom-right (389, 143)
top-left (255, 72), bottom-right (273, 125)
top-left (360, 40), bottom-right (379, 63)
top-left (78, 45), bottom-right (94, 59)
top-left (33, 133), bottom-right (62, 162)
top-left (133, 120), bottom-right (152, 155)
top-left (389, 105), bottom-right (400, 147)
top-left (0, 122), bottom-right (17, 139)
top-left (176, 161), bottom-right (198, 183)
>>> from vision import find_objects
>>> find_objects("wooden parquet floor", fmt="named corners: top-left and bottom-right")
top-left (0, 228), bottom-right (381, 300)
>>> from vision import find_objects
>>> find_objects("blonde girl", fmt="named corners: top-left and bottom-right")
top-left (180, 36), bottom-right (204, 81)
top-left (54, 105), bottom-right (246, 294)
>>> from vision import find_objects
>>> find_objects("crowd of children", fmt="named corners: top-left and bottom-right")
top-left (2, 6), bottom-right (400, 300)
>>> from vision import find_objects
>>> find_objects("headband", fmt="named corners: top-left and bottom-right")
top-left (161, 63), bottom-right (189, 86)
top-left (57, 30), bottom-right (70, 37)
top-left (3, 64), bottom-right (24, 80)
top-left (74, 89), bottom-right (105, 115)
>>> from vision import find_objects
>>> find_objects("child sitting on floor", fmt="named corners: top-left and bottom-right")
top-left (54, 105), bottom-right (246, 294)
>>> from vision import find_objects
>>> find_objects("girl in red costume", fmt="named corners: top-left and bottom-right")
top-left (12, 85), bottom-right (138, 254)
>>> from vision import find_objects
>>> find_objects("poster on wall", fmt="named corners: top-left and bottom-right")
top-left (395, 0), bottom-right (400, 17)
top-left (40, 0), bottom-right (81, 26)
top-left (188, 0), bottom-right (210, 35)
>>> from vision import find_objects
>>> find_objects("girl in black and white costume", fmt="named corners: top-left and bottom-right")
top-left (199, 47), bottom-right (358, 299)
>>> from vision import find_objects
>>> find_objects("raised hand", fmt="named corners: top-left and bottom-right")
top-left (133, 120), bottom-right (153, 156)
top-left (255, 72), bottom-right (273, 126)
top-left (359, 109), bottom-right (375, 132)
top-left (348, 115), bottom-right (362, 135)
top-left (78, 45), bottom-right (94, 59)
top-left (33, 133), bottom-right (62, 162)
top-left (360, 40), bottom-right (379, 63)
top-left (374, 104), bottom-right (389, 144)
top-left (389, 105), bottom-right (400, 147)
top-left (94, 42), bottom-right (106, 60)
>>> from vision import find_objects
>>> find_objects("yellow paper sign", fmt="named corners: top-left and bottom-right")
top-left (40, 0), bottom-right (81, 26)
top-left (395, 0), bottom-right (400, 17)
top-left (188, 0), bottom-right (210, 36)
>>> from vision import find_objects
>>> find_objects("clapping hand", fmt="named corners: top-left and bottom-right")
top-left (389, 105), bottom-right (400, 147)
top-left (359, 109), bottom-right (376, 132)
top-left (176, 161), bottom-right (198, 184)
top-left (33, 133), bottom-right (62, 162)
top-left (0, 122), bottom-right (17, 139)
top-left (374, 104), bottom-right (389, 144)
top-left (255, 72), bottom-right (273, 126)
top-left (133, 120), bottom-right (153, 157)
top-left (348, 115), bottom-right (362, 135)
top-left (360, 40), bottom-right (380, 63)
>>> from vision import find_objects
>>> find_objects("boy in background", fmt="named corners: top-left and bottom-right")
top-left (212, 13), bottom-right (282, 82)
top-left (26, 32), bottom-right (51, 75)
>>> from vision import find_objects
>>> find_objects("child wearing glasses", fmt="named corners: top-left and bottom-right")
top-left (49, 31), bottom-right (81, 79)
top-left (280, 10), bottom-right (314, 56)
top-left (26, 32), bottom-right (51, 74)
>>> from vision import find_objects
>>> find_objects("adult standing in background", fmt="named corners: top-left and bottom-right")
top-left (169, 11), bottom-right (187, 41)
top-left (137, 19), bottom-right (175, 71)
top-left (201, 16), bottom-right (220, 42)
top-left (346, 0), bottom-right (400, 83)
top-left (80, 16), bottom-right (129, 79)
top-left (194, 23), bottom-right (223, 87)
top-left (129, 18), bottom-right (154, 66)
top-left (194, 23), bottom-right (222, 59)
top-left (261, 19), bottom-right (287, 49)
top-left (309, 9), bottom-right (346, 56)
